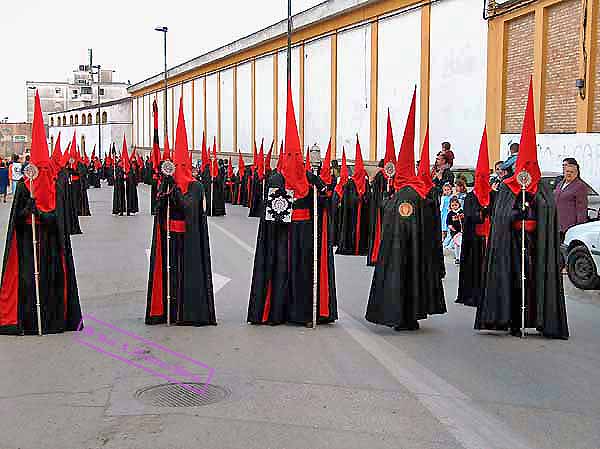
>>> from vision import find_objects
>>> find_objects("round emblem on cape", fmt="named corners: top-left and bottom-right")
top-left (398, 202), bottom-right (414, 217)
top-left (161, 160), bottom-right (176, 176)
top-left (271, 197), bottom-right (289, 214)
top-left (23, 163), bottom-right (39, 180)
top-left (517, 169), bottom-right (532, 188)
top-left (384, 161), bottom-right (396, 178)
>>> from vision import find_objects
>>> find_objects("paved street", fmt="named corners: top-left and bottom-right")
top-left (1, 183), bottom-right (599, 449)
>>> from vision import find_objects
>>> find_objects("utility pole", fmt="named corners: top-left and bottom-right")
top-left (287, 0), bottom-right (292, 85)
top-left (88, 49), bottom-right (102, 159)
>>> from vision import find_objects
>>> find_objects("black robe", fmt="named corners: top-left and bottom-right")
top-left (247, 171), bottom-right (290, 324)
top-left (87, 164), bottom-right (100, 188)
top-left (366, 186), bottom-right (447, 330)
top-left (0, 180), bottom-right (83, 335)
top-left (475, 183), bottom-right (569, 339)
top-left (231, 174), bottom-right (242, 205)
top-left (456, 192), bottom-right (492, 307)
top-left (239, 167), bottom-right (252, 207)
top-left (287, 172), bottom-right (338, 325)
top-left (367, 170), bottom-right (387, 266)
top-left (336, 179), bottom-right (370, 256)
top-left (112, 167), bottom-right (126, 215)
top-left (206, 169), bottom-right (226, 217)
top-left (105, 164), bottom-right (114, 186)
top-left (58, 170), bottom-right (82, 235)
top-left (146, 179), bottom-right (216, 326)
top-left (77, 162), bottom-right (91, 216)
top-left (248, 170), bottom-right (264, 218)
top-left (126, 168), bottom-right (139, 215)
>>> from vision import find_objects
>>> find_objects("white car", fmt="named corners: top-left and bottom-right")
top-left (562, 221), bottom-right (600, 290)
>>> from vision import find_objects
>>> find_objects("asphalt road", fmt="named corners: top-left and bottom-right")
top-left (0, 183), bottom-right (599, 449)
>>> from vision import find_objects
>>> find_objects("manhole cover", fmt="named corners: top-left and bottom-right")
top-left (135, 383), bottom-right (229, 407)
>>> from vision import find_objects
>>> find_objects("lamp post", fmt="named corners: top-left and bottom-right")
top-left (92, 64), bottom-right (102, 159)
top-left (155, 26), bottom-right (168, 143)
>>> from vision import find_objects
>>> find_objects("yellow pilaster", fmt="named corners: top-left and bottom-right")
top-left (300, 43), bottom-right (305, 150)
top-left (331, 33), bottom-right (338, 159)
top-left (369, 21), bottom-right (378, 161)
top-left (420, 4), bottom-right (431, 151)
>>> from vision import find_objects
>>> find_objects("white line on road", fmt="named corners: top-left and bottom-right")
top-left (212, 220), bottom-right (534, 449)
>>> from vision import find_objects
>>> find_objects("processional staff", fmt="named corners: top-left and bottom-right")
top-left (161, 160), bottom-right (176, 326)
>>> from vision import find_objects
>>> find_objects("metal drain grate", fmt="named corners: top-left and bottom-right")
top-left (135, 383), bottom-right (229, 407)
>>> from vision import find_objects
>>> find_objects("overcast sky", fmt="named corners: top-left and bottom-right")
top-left (1, 0), bottom-right (324, 122)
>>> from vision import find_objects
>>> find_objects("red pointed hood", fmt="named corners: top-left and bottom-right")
top-left (227, 156), bottom-right (233, 178)
top-left (393, 88), bottom-right (430, 198)
top-left (91, 146), bottom-right (96, 160)
top-left (200, 132), bottom-right (209, 171)
top-left (283, 80), bottom-right (309, 198)
top-left (162, 134), bottom-right (171, 161)
top-left (276, 141), bottom-right (285, 173)
top-left (51, 132), bottom-right (62, 171)
top-left (473, 126), bottom-right (492, 207)
top-left (417, 125), bottom-right (433, 191)
top-left (173, 97), bottom-right (194, 194)
top-left (211, 138), bottom-right (218, 178)
top-left (353, 135), bottom-right (367, 197)
top-left (121, 135), bottom-right (130, 174)
top-left (238, 151), bottom-right (245, 175)
top-left (384, 109), bottom-right (397, 179)
top-left (61, 142), bottom-right (71, 168)
top-left (257, 139), bottom-right (265, 180)
top-left (152, 99), bottom-right (161, 171)
top-left (83, 147), bottom-right (89, 165)
top-left (265, 141), bottom-right (273, 172)
top-left (305, 146), bottom-right (311, 172)
top-left (334, 148), bottom-right (348, 197)
top-left (69, 132), bottom-right (79, 167)
top-left (320, 138), bottom-right (332, 185)
top-left (505, 77), bottom-right (541, 196)
top-left (26, 91), bottom-right (56, 212)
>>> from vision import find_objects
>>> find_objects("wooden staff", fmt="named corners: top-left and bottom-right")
top-left (517, 170), bottom-right (532, 339)
top-left (161, 160), bottom-right (176, 325)
top-left (24, 164), bottom-right (43, 336)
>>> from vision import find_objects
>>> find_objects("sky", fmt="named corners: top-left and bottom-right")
top-left (0, 0), bottom-right (324, 122)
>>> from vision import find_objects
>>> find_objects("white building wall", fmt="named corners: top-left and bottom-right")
top-left (430, 0), bottom-right (488, 167)
top-left (182, 82), bottom-right (193, 145)
top-left (206, 74), bottom-right (218, 147)
top-left (337, 25), bottom-right (371, 160)
top-left (194, 78), bottom-right (205, 150)
top-left (220, 68), bottom-right (234, 152)
top-left (304, 36), bottom-right (331, 156)
top-left (166, 88), bottom-right (174, 146)
top-left (255, 55), bottom-right (275, 150)
top-left (377, 10), bottom-right (421, 161)
top-left (237, 62), bottom-right (253, 152)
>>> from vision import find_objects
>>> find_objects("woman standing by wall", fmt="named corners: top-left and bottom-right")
top-left (553, 158), bottom-right (588, 242)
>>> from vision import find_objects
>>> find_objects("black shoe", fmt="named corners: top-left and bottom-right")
top-left (510, 329), bottom-right (522, 337)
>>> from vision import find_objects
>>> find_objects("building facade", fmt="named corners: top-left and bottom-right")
top-left (0, 122), bottom-right (32, 158)
top-left (48, 97), bottom-right (132, 158)
top-left (26, 68), bottom-right (129, 125)
top-left (127, 0), bottom-right (599, 190)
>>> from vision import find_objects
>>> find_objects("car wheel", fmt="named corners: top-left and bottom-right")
top-left (567, 245), bottom-right (600, 290)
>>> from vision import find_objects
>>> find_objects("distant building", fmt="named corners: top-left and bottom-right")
top-left (0, 122), bottom-right (32, 158)
top-left (48, 96), bottom-right (132, 159)
top-left (26, 67), bottom-right (129, 125)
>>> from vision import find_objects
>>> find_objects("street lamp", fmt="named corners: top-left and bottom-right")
top-left (155, 26), bottom-right (168, 142)
top-left (91, 64), bottom-right (102, 159)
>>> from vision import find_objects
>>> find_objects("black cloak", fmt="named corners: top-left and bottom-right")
top-left (125, 168), bottom-right (139, 215)
top-left (248, 170), bottom-right (264, 218)
top-left (58, 170), bottom-right (82, 235)
top-left (474, 183), bottom-right (569, 339)
top-left (336, 179), bottom-right (370, 256)
top-left (0, 180), bottom-right (83, 335)
top-left (146, 178), bottom-right (216, 326)
top-left (366, 186), bottom-right (447, 330)
top-left (77, 162), bottom-right (91, 216)
top-left (367, 170), bottom-right (387, 266)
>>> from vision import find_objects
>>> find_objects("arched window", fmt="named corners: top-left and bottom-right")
top-left (88, 113), bottom-right (92, 124)
top-left (69, 115), bottom-right (73, 125)
top-left (81, 114), bottom-right (86, 125)
top-left (96, 112), bottom-right (100, 124)
top-left (74, 115), bottom-right (79, 125)
top-left (102, 111), bottom-right (107, 124)
top-left (50, 117), bottom-right (54, 127)
top-left (62, 116), bottom-right (66, 126)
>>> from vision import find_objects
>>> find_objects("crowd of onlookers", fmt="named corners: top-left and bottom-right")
top-left (436, 141), bottom-right (589, 267)
top-left (0, 153), bottom-right (30, 204)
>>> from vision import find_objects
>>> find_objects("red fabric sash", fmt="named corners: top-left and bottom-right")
top-left (292, 209), bottom-right (310, 221)
top-left (169, 219), bottom-right (186, 233)
top-left (262, 280), bottom-right (272, 323)
top-left (475, 217), bottom-right (491, 238)
top-left (513, 220), bottom-right (537, 232)
top-left (150, 226), bottom-right (164, 317)
top-left (355, 201), bottom-right (362, 255)
top-left (370, 210), bottom-right (381, 264)
top-left (319, 210), bottom-right (330, 317)
top-left (71, 175), bottom-right (80, 181)
top-left (0, 233), bottom-right (19, 326)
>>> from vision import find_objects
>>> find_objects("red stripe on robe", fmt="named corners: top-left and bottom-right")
top-left (355, 201), bottom-right (362, 255)
top-left (370, 210), bottom-right (381, 264)
top-left (150, 226), bottom-right (164, 317)
top-left (0, 233), bottom-right (19, 326)
top-left (319, 210), bottom-right (330, 317)
top-left (262, 280), bottom-right (272, 323)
